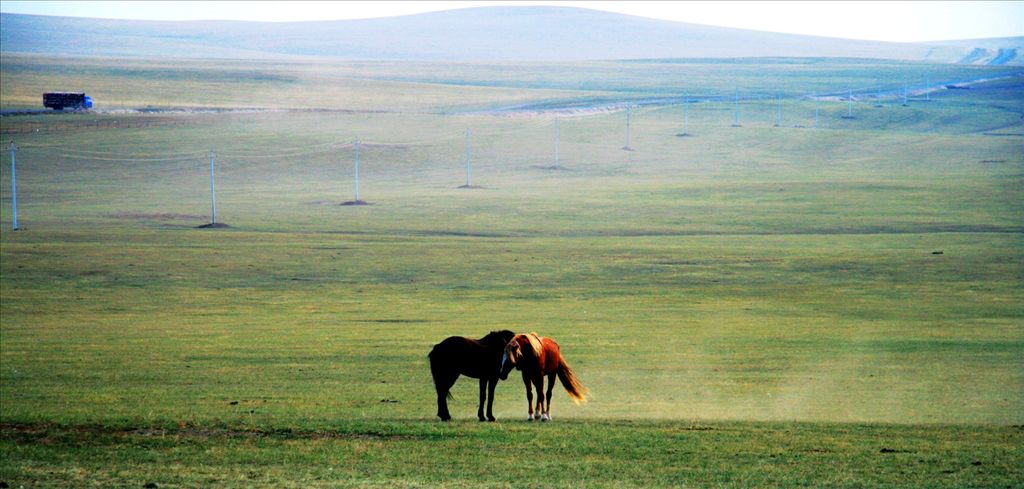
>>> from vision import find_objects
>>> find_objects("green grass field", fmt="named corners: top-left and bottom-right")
top-left (1, 55), bottom-right (1023, 487)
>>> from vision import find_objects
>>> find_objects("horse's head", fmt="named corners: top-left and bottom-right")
top-left (499, 333), bottom-right (543, 380)
top-left (484, 329), bottom-right (516, 347)
top-left (499, 338), bottom-right (523, 380)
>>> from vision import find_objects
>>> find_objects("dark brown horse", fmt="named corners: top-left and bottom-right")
top-left (499, 332), bottom-right (588, 421)
top-left (428, 330), bottom-right (515, 421)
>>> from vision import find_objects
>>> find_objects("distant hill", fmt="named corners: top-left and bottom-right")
top-left (1, 7), bottom-right (1021, 64)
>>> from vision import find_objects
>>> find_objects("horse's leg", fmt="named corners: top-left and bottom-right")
top-left (522, 373), bottom-right (534, 421)
top-left (477, 378), bottom-right (488, 421)
top-left (436, 373), bottom-right (457, 421)
top-left (542, 372), bottom-right (556, 421)
top-left (532, 375), bottom-right (545, 421)
top-left (486, 378), bottom-right (497, 422)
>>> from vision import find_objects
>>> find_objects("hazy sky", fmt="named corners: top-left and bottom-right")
top-left (2, 1), bottom-right (1022, 42)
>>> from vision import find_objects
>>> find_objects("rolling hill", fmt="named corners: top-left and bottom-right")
top-left (2, 6), bottom-right (1021, 64)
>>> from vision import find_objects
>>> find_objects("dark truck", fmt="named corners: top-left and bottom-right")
top-left (43, 92), bottom-right (93, 110)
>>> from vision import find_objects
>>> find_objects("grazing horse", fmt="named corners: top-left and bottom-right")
top-left (428, 330), bottom-right (515, 421)
top-left (500, 332), bottom-right (588, 421)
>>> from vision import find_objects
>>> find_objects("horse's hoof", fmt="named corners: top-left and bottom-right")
top-left (541, 414), bottom-right (550, 422)
top-left (527, 415), bottom-right (535, 422)
top-left (487, 418), bottom-right (496, 422)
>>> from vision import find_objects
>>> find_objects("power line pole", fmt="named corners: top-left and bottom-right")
top-left (554, 116), bottom-right (560, 167)
top-left (464, 129), bottom-right (472, 187)
top-left (775, 95), bottom-right (782, 127)
top-left (732, 89), bottom-right (741, 127)
top-left (8, 141), bottom-right (17, 230)
top-left (680, 93), bottom-right (690, 136)
top-left (814, 96), bottom-right (820, 128)
top-left (903, 78), bottom-right (909, 106)
top-left (623, 106), bottom-right (632, 150)
top-left (354, 137), bottom-right (361, 201)
top-left (208, 148), bottom-right (217, 225)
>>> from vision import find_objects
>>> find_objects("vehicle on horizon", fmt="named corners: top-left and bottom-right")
top-left (43, 92), bottom-right (93, 110)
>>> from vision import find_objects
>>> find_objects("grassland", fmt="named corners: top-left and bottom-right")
top-left (1, 55), bottom-right (1022, 487)
top-left (3, 53), bottom-right (1022, 111)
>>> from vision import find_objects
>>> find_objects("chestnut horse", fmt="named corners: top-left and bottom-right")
top-left (428, 330), bottom-right (515, 421)
top-left (499, 332), bottom-right (588, 421)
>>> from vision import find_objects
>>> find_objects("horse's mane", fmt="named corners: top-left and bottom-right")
top-left (525, 332), bottom-right (544, 356)
top-left (481, 329), bottom-right (515, 345)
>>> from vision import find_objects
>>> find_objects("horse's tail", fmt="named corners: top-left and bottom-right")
top-left (556, 354), bottom-right (589, 405)
top-left (428, 346), bottom-right (454, 401)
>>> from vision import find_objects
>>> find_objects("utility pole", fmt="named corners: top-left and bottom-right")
top-left (354, 137), bottom-right (361, 201)
top-left (554, 116), bottom-right (560, 167)
top-left (903, 78), bottom-right (909, 106)
top-left (732, 89), bottom-right (741, 127)
top-left (814, 97), bottom-right (820, 128)
top-left (208, 148), bottom-right (217, 225)
top-left (464, 129), bottom-right (472, 187)
top-left (8, 142), bottom-right (17, 230)
top-left (680, 93), bottom-right (689, 136)
top-left (623, 106), bottom-right (632, 150)
top-left (775, 95), bottom-right (782, 127)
